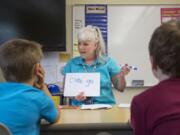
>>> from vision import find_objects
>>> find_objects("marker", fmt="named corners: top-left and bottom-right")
top-left (128, 66), bottom-right (138, 71)
top-left (120, 64), bottom-right (138, 71)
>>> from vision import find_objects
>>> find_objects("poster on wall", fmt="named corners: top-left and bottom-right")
top-left (85, 5), bottom-right (108, 54)
top-left (73, 6), bottom-right (85, 57)
top-left (73, 5), bottom-right (108, 57)
top-left (161, 8), bottom-right (180, 23)
top-left (73, 19), bottom-right (83, 57)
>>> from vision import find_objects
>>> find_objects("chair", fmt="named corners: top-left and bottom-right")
top-left (0, 123), bottom-right (12, 135)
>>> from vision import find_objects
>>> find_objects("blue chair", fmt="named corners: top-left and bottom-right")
top-left (0, 123), bottom-right (12, 135)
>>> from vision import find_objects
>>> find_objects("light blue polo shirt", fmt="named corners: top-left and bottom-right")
top-left (0, 82), bottom-right (58, 135)
top-left (63, 56), bottom-right (121, 106)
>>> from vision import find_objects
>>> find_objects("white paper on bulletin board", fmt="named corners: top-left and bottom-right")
top-left (73, 6), bottom-right (85, 57)
top-left (73, 5), bottom-right (180, 87)
top-left (64, 73), bottom-right (100, 97)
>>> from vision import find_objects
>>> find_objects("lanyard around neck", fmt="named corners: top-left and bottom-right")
top-left (83, 65), bottom-right (96, 72)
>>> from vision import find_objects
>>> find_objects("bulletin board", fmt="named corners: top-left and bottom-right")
top-left (73, 5), bottom-right (180, 87)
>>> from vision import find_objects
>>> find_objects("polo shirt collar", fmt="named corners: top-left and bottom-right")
top-left (74, 56), bottom-right (106, 66)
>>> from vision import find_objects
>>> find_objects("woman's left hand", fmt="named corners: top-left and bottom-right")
top-left (75, 92), bottom-right (87, 101)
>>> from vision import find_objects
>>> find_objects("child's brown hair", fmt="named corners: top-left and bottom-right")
top-left (0, 39), bottom-right (43, 82)
top-left (149, 20), bottom-right (180, 77)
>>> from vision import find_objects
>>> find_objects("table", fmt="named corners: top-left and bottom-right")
top-left (41, 106), bottom-right (133, 135)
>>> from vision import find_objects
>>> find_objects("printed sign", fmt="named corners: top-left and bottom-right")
top-left (161, 8), bottom-right (180, 23)
top-left (64, 73), bottom-right (100, 97)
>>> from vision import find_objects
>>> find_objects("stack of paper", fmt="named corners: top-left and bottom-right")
top-left (80, 104), bottom-right (112, 110)
top-left (118, 103), bottom-right (130, 108)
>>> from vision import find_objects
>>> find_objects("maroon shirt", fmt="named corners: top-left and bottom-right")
top-left (131, 78), bottom-right (180, 135)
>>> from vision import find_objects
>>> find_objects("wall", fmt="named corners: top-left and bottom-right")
top-left (73, 5), bottom-right (180, 87)
top-left (66, 0), bottom-right (179, 54)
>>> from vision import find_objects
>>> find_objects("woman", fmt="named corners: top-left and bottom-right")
top-left (64, 25), bottom-right (129, 106)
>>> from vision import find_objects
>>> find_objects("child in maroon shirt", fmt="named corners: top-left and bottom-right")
top-left (131, 20), bottom-right (180, 135)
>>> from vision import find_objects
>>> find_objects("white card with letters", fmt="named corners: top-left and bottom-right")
top-left (64, 73), bottom-right (100, 97)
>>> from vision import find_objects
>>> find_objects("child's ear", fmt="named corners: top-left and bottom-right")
top-left (150, 56), bottom-right (157, 70)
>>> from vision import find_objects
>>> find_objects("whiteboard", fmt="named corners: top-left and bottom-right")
top-left (73, 5), bottom-right (179, 87)
top-left (108, 5), bottom-right (160, 87)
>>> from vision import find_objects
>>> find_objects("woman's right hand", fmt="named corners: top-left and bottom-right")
top-left (75, 92), bottom-right (86, 101)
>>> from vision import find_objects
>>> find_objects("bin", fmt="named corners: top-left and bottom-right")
top-left (47, 84), bottom-right (63, 107)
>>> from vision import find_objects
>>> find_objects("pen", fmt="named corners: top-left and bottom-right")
top-left (128, 66), bottom-right (138, 71)
top-left (120, 64), bottom-right (138, 71)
